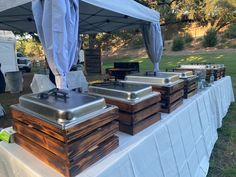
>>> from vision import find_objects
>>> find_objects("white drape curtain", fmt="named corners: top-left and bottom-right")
top-left (142, 22), bottom-right (163, 72)
top-left (73, 36), bottom-right (82, 65)
top-left (32, 0), bottom-right (79, 89)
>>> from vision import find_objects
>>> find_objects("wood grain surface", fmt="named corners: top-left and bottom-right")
top-left (104, 94), bottom-right (161, 113)
top-left (119, 112), bottom-right (161, 135)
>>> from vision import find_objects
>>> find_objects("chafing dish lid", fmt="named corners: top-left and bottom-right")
top-left (125, 72), bottom-right (180, 85)
top-left (179, 64), bottom-right (225, 70)
top-left (179, 65), bottom-right (207, 69)
top-left (19, 89), bottom-right (106, 127)
top-left (164, 71), bottom-right (194, 78)
top-left (89, 82), bottom-right (154, 101)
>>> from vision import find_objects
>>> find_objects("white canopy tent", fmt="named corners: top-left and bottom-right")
top-left (0, 0), bottom-right (163, 88)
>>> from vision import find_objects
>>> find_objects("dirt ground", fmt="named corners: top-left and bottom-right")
top-left (0, 73), bottom-right (33, 128)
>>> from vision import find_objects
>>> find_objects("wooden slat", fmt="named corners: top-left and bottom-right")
top-left (84, 49), bottom-right (101, 56)
top-left (183, 77), bottom-right (197, 86)
top-left (14, 133), bottom-right (70, 176)
top-left (184, 89), bottom-right (197, 99)
top-left (68, 121), bottom-right (118, 161)
top-left (15, 133), bottom-right (118, 177)
top-left (11, 105), bottom-right (118, 143)
top-left (85, 49), bottom-right (101, 74)
top-left (152, 81), bottom-right (185, 95)
top-left (187, 82), bottom-right (197, 92)
top-left (161, 89), bottom-right (184, 106)
top-left (13, 119), bottom-right (118, 161)
top-left (119, 112), bottom-right (161, 135)
top-left (161, 98), bottom-right (183, 113)
top-left (118, 103), bottom-right (161, 125)
top-left (11, 106), bottom-right (65, 142)
top-left (13, 120), bottom-right (67, 160)
top-left (66, 106), bottom-right (118, 141)
top-left (70, 136), bottom-right (119, 177)
top-left (104, 94), bottom-right (161, 113)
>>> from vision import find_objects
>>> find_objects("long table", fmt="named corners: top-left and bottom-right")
top-left (0, 76), bottom-right (234, 177)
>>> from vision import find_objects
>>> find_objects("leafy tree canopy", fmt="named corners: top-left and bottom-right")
top-left (136, 0), bottom-right (236, 31)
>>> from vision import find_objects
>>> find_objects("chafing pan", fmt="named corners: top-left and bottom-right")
top-left (124, 72), bottom-right (183, 86)
top-left (18, 89), bottom-right (107, 129)
top-left (89, 82), bottom-right (160, 104)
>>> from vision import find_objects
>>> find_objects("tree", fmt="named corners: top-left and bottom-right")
top-left (136, 0), bottom-right (236, 31)
top-left (16, 35), bottom-right (44, 59)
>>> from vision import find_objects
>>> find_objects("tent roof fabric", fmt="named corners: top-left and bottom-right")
top-left (0, 0), bottom-right (31, 12)
top-left (0, 0), bottom-right (160, 33)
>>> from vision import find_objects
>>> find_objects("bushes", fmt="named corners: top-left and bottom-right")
top-left (171, 33), bottom-right (193, 51)
top-left (183, 33), bottom-right (193, 43)
top-left (172, 36), bottom-right (185, 51)
top-left (225, 24), bottom-right (236, 39)
top-left (203, 28), bottom-right (218, 47)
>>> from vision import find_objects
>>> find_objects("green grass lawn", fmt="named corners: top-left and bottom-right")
top-left (104, 51), bottom-right (236, 177)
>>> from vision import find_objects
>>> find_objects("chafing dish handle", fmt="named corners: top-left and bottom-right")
top-left (38, 88), bottom-right (69, 102)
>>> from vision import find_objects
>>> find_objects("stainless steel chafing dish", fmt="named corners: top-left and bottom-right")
top-left (161, 71), bottom-right (194, 79)
top-left (18, 88), bottom-right (107, 129)
top-left (179, 64), bottom-right (222, 70)
top-left (179, 65), bottom-right (209, 69)
top-left (89, 82), bottom-right (159, 104)
top-left (124, 72), bottom-right (183, 86)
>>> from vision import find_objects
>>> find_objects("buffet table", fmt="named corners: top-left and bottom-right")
top-left (0, 76), bottom-right (234, 177)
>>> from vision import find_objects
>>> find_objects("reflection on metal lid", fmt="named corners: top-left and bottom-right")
top-left (89, 82), bottom-right (159, 104)
top-left (125, 72), bottom-right (180, 86)
top-left (163, 71), bottom-right (194, 78)
top-left (19, 91), bottom-right (106, 127)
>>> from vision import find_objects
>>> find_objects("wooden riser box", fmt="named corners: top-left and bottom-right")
top-left (15, 133), bottom-right (118, 177)
top-left (11, 105), bottom-right (119, 177)
top-left (161, 89), bottom-right (184, 107)
top-left (151, 82), bottom-right (185, 113)
top-left (161, 98), bottom-right (183, 113)
top-left (13, 120), bottom-right (119, 161)
top-left (119, 112), bottom-right (161, 135)
top-left (103, 94), bottom-right (162, 135)
top-left (152, 81), bottom-right (185, 95)
top-left (183, 78), bottom-right (197, 99)
top-left (104, 94), bottom-right (161, 113)
top-left (184, 89), bottom-right (197, 99)
top-left (118, 103), bottom-right (161, 125)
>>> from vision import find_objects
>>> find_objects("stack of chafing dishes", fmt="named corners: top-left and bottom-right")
top-left (89, 82), bottom-right (161, 135)
top-left (11, 88), bottom-right (119, 177)
top-left (210, 64), bottom-right (226, 78)
top-left (123, 72), bottom-right (185, 113)
top-left (166, 71), bottom-right (197, 99)
top-left (175, 64), bottom-right (226, 83)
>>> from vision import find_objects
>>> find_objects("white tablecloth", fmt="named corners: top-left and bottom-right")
top-left (0, 76), bottom-right (234, 177)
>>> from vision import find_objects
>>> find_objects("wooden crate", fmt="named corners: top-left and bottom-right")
top-left (15, 133), bottom-right (118, 177)
top-left (118, 103), bottom-right (161, 125)
top-left (103, 94), bottom-right (162, 135)
top-left (161, 98), bottom-right (183, 113)
top-left (11, 105), bottom-right (119, 177)
top-left (104, 94), bottom-right (161, 113)
top-left (151, 81), bottom-right (185, 113)
top-left (85, 49), bottom-right (102, 74)
top-left (184, 89), bottom-right (197, 99)
top-left (221, 67), bottom-right (226, 77)
top-left (152, 81), bottom-right (185, 95)
top-left (119, 112), bottom-right (161, 135)
top-left (182, 76), bottom-right (197, 99)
